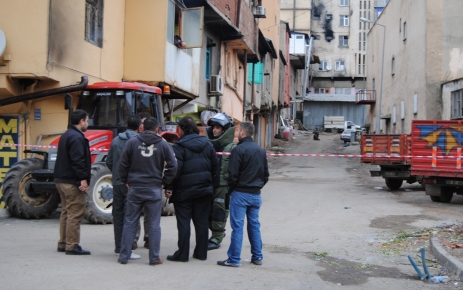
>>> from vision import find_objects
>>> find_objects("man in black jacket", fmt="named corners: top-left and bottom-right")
top-left (217, 121), bottom-right (269, 267)
top-left (118, 117), bottom-right (177, 265)
top-left (54, 109), bottom-right (91, 255)
top-left (165, 116), bottom-right (219, 262)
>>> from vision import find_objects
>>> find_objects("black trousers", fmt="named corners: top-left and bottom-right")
top-left (173, 194), bottom-right (211, 261)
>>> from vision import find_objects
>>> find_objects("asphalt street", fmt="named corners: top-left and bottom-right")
top-left (1, 133), bottom-right (462, 289)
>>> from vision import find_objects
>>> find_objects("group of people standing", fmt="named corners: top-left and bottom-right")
top-left (54, 109), bottom-right (269, 267)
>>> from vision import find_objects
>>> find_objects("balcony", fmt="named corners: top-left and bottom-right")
top-left (356, 90), bottom-right (376, 104)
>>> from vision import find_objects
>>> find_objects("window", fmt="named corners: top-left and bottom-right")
top-left (364, 1), bottom-right (367, 9)
top-left (340, 15), bottom-right (349, 26)
top-left (451, 90), bottom-right (463, 119)
top-left (391, 57), bottom-right (395, 75)
top-left (167, 1), bottom-right (204, 48)
top-left (335, 61), bottom-right (345, 71)
top-left (326, 14), bottom-right (333, 19)
top-left (392, 106), bottom-right (396, 124)
top-left (319, 61), bottom-right (328, 71)
top-left (314, 35), bottom-right (321, 40)
top-left (403, 22), bottom-right (407, 41)
top-left (401, 101), bottom-right (405, 119)
top-left (413, 93), bottom-right (418, 114)
top-left (372, 78), bottom-right (376, 90)
top-left (315, 88), bottom-right (325, 94)
top-left (85, 0), bottom-right (104, 48)
top-left (339, 36), bottom-right (348, 47)
top-left (339, 0), bottom-right (349, 6)
top-left (205, 38), bottom-right (212, 80)
top-left (400, 18), bottom-right (401, 32)
top-left (335, 88), bottom-right (351, 94)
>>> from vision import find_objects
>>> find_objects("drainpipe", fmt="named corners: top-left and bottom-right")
top-left (236, 0), bottom-right (241, 28)
top-left (243, 49), bottom-right (248, 120)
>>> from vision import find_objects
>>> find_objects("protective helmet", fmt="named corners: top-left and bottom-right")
top-left (207, 112), bottom-right (234, 131)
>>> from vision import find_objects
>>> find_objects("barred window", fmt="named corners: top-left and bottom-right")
top-left (85, 0), bottom-right (104, 48)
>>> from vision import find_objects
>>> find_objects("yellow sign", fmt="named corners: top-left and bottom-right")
top-left (0, 116), bottom-right (19, 209)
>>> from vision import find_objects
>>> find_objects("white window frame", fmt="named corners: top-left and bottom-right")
top-left (340, 15), bottom-right (350, 26)
top-left (167, 1), bottom-right (204, 48)
top-left (413, 93), bottom-right (418, 114)
top-left (335, 60), bottom-right (345, 71)
top-left (339, 35), bottom-right (348, 47)
top-left (392, 105), bottom-right (397, 124)
top-left (401, 101), bottom-right (405, 119)
top-left (339, 0), bottom-right (349, 6)
top-left (319, 61), bottom-right (328, 71)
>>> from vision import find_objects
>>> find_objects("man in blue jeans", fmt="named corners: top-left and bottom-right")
top-left (217, 122), bottom-right (269, 267)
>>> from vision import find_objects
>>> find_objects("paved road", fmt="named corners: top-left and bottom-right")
top-left (1, 133), bottom-right (462, 289)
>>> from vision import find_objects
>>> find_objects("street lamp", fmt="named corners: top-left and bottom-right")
top-left (361, 17), bottom-right (386, 134)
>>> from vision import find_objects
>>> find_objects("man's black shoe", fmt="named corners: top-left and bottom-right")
top-left (217, 260), bottom-right (239, 267)
top-left (57, 247), bottom-right (65, 253)
top-left (65, 245), bottom-right (91, 255)
top-left (251, 259), bottom-right (262, 265)
top-left (192, 253), bottom-right (206, 261)
top-left (166, 254), bottom-right (187, 262)
top-left (207, 242), bottom-right (221, 251)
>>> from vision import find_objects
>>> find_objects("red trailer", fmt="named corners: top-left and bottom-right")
top-left (411, 120), bottom-right (463, 203)
top-left (360, 134), bottom-right (415, 189)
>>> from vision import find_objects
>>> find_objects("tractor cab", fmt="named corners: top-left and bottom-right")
top-left (78, 82), bottom-right (165, 136)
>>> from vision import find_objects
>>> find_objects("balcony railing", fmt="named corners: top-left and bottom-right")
top-left (356, 90), bottom-right (376, 104)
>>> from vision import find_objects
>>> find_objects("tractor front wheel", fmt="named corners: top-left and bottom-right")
top-left (85, 162), bottom-right (113, 224)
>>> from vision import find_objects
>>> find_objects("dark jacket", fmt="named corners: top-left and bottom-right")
top-left (228, 136), bottom-right (269, 194)
top-left (106, 129), bottom-right (138, 185)
top-left (206, 126), bottom-right (236, 187)
top-left (54, 125), bottom-right (91, 185)
top-left (118, 131), bottom-right (177, 187)
top-left (168, 133), bottom-right (219, 203)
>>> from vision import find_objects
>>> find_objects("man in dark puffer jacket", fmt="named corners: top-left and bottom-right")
top-left (165, 116), bottom-right (219, 262)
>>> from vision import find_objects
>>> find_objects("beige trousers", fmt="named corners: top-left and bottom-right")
top-left (56, 183), bottom-right (86, 251)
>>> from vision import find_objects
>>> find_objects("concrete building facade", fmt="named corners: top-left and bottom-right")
top-left (365, 0), bottom-right (463, 134)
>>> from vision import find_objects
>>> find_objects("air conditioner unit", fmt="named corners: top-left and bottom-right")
top-left (252, 6), bottom-right (266, 18)
top-left (210, 75), bottom-right (223, 95)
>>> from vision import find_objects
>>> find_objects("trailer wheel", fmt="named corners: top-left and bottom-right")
top-left (85, 162), bottom-right (113, 224)
top-left (385, 178), bottom-right (403, 190)
top-left (440, 187), bottom-right (454, 203)
top-left (2, 158), bottom-right (59, 219)
top-left (430, 196), bottom-right (441, 202)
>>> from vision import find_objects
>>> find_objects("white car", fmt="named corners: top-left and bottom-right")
top-left (341, 129), bottom-right (356, 142)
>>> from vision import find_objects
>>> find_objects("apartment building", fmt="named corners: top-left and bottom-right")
top-left (365, 0), bottom-right (463, 134)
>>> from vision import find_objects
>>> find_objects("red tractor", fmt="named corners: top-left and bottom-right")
top-left (1, 77), bottom-right (180, 224)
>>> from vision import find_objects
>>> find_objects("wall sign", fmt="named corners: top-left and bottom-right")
top-left (0, 116), bottom-right (19, 208)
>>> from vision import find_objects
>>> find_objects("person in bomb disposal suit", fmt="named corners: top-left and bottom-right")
top-left (218, 122), bottom-right (269, 267)
top-left (54, 109), bottom-right (92, 255)
top-left (118, 117), bottom-right (177, 265)
top-left (205, 113), bottom-right (236, 250)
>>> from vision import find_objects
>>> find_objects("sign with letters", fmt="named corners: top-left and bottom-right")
top-left (0, 115), bottom-right (20, 208)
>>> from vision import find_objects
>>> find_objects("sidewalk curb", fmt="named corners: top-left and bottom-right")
top-left (0, 208), bottom-right (11, 220)
top-left (430, 237), bottom-right (463, 279)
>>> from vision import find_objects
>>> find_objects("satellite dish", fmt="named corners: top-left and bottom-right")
top-left (326, 64), bottom-right (332, 71)
top-left (0, 29), bottom-right (5, 57)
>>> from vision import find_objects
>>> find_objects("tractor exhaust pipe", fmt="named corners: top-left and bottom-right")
top-left (0, 76), bottom-right (88, 106)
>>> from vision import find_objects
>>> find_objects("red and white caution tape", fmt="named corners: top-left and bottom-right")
top-left (3, 143), bottom-right (463, 158)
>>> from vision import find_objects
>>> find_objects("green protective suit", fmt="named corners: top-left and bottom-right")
top-left (206, 126), bottom-right (236, 245)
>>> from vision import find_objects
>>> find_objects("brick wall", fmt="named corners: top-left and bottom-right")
top-left (209, 0), bottom-right (257, 52)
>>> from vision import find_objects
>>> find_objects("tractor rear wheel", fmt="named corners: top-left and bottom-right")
top-left (2, 158), bottom-right (59, 219)
top-left (385, 178), bottom-right (403, 190)
top-left (430, 196), bottom-right (441, 202)
top-left (85, 162), bottom-right (113, 224)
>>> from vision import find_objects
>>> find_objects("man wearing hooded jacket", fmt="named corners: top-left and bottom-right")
top-left (206, 113), bottom-right (236, 250)
top-left (118, 117), bottom-right (177, 265)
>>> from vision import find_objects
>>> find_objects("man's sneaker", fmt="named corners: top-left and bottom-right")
top-left (115, 252), bottom-right (141, 260)
top-left (208, 242), bottom-right (220, 251)
top-left (149, 259), bottom-right (163, 266)
top-left (130, 253), bottom-right (141, 260)
top-left (118, 258), bottom-right (127, 265)
top-left (251, 259), bottom-right (262, 265)
top-left (217, 260), bottom-right (240, 267)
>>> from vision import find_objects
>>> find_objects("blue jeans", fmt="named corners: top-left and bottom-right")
top-left (227, 190), bottom-right (263, 265)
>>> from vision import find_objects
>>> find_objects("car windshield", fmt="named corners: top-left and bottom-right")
top-left (78, 91), bottom-right (132, 127)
